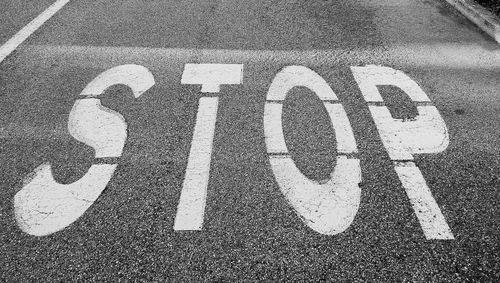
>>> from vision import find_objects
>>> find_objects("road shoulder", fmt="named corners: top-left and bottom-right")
top-left (443, 0), bottom-right (500, 43)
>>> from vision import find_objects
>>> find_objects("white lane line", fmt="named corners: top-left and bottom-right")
top-left (174, 97), bottom-right (219, 230)
top-left (0, 0), bottom-right (71, 64)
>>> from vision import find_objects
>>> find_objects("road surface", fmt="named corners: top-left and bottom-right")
top-left (0, 0), bottom-right (499, 281)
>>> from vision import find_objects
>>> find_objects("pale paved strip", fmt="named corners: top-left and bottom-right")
top-left (19, 43), bottom-right (500, 69)
top-left (0, 0), bottom-right (71, 64)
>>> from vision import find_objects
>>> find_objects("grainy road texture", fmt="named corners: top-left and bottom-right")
top-left (0, 0), bottom-right (499, 281)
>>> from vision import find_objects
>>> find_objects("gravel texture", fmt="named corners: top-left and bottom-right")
top-left (476, 0), bottom-right (500, 16)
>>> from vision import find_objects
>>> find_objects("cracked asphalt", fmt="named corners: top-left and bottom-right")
top-left (0, 0), bottom-right (499, 281)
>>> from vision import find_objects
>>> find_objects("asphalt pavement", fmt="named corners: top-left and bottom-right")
top-left (0, 0), bottom-right (499, 281)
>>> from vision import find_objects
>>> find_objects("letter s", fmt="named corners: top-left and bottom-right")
top-left (14, 65), bottom-right (155, 236)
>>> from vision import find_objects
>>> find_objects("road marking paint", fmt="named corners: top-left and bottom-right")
top-left (351, 65), bottom-right (430, 103)
top-left (351, 65), bottom-right (449, 161)
top-left (174, 97), bottom-right (219, 230)
top-left (264, 102), bottom-right (357, 155)
top-left (14, 65), bottom-right (155, 236)
top-left (396, 163), bottom-right (454, 240)
top-left (80, 64), bottom-right (156, 98)
top-left (10, 62), bottom-right (456, 239)
top-left (352, 65), bottom-right (453, 239)
top-left (69, 98), bottom-right (127, 158)
top-left (174, 64), bottom-right (243, 231)
top-left (269, 156), bottom-right (361, 235)
top-left (0, 0), bottom-right (71, 64)
top-left (181, 64), bottom-right (243, 93)
top-left (264, 103), bottom-right (289, 154)
top-left (267, 65), bottom-right (338, 101)
top-left (325, 103), bottom-right (358, 155)
top-left (264, 66), bottom-right (361, 235)
top-left (366, 106), bottom-right (449, 161)
top-left (15, 164), bottom-right (117, 236)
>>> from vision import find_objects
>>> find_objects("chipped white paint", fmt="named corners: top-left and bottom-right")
top-left (366, 106), bottom-right (449, 161)
top-left (325, 103), bottom-right (358, 154)
top-left (352, 65), bottom-right (453, 239)
top-left (14, 65), bottom-right (155, 236)
top-left (263, 103), bottom-right (288, 154)
top-left (264, 103), bottom-right (357, 155)
top-left (267, 66), bottom-right (338, 101)
top-left (80, 64), bottom-right (156, 98)
top-left (395, 163), bottom-right (454, 239)
top-left (264, 66), bottom-right (361, 235)
top-left (174, 97), bottom-right (219, 230)
top-left (181, 64), bottom-right (243, 93)
top-left (351, 65), bottom-right (430, 103)
top-left (352, 65), bottom-right (449, 160)
top-left (175, 64), bottom-right (243, 230)
top-left (14, 164), bottom-right (117, 236)
top-left (68, 99), bottom-right (127, 158)
top-left (0, 0), bottom-right (72, 64)
top-left (71, 65), bottom-right (155, 158)
top-left (269, 156), bottom-right (361, 235)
